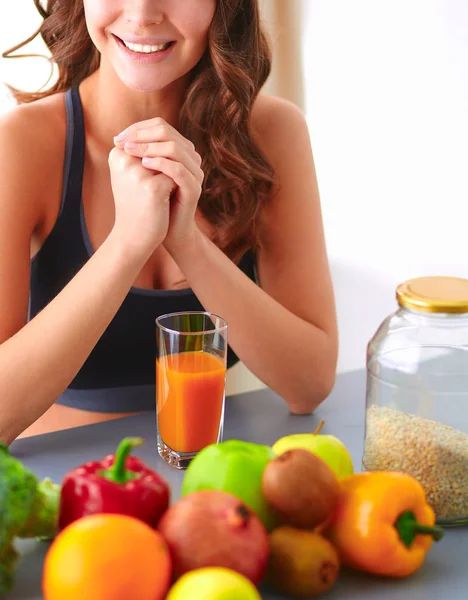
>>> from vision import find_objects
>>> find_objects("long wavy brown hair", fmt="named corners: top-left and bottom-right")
top-left (3, 0), bottom-right (275, 261)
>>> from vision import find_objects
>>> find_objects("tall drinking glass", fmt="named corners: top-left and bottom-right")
top-left (156, 311), bottom-right (228, 469)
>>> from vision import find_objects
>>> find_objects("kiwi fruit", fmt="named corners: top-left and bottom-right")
top-left (267, 525), bottom-right (340, 597)
top-left (262, 448), bottom-right (340, 529)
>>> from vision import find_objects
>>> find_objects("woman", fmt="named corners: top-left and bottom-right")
top-left (0, 0), bottom-right (338, 444)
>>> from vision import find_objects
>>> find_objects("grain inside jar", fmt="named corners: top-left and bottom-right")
top-left (363, 405), bottom-right (468, 523)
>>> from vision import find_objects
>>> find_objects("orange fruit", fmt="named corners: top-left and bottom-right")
top-left (42, 513), bottom-right (171, 600)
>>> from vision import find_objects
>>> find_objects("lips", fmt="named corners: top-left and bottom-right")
top-left (113, 34), bottom-right (176, 64)
top-left (114, 34), bottom-right (174, 50)
top-left (124, 41), bottom-right (172, 53)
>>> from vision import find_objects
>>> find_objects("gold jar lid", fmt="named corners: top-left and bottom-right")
top-left (396, 276), bottom-right (468, 313)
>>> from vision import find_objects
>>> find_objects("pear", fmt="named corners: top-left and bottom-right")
top-left (272, 421), bottom-right (353, 479)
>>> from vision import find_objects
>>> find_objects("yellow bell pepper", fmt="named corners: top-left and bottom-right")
top-left (324, 471), bottom-right (444, 577)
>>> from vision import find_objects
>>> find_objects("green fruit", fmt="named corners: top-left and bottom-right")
top-left (166, 567), bottom-right (261, 600)
top-left (272, 421), bottom-right (353, 479)
top-left (181, 440), bottom-right (280, 531)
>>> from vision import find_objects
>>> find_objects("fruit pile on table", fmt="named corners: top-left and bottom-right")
top-left (0, 423), bottom-right (444, 599)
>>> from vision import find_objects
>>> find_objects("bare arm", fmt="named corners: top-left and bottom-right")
top-left (0, 111), bottom-right (175, 444)
top-left (0, 235), bottom-right (148, 444)
top-left (165, 98), bottom-right (338, 413)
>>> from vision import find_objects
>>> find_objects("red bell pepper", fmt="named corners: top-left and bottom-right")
top-left (58, 437), bottom-right (170, 531)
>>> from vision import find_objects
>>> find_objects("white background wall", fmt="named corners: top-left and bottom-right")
top-left (1, 1), bottom-right (467, 392)
top-left (302, 0), bottom-right (468, 374)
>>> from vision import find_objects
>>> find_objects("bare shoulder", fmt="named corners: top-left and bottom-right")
top-left (0, 93), bottom-right (66, 226)
top-left (250, 94), bottom-right (311, 161)
top-left (0, 92), bottom-right (66, 157)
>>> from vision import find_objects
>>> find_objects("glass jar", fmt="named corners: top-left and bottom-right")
top-left (363, 276), bottom-right (468, 526)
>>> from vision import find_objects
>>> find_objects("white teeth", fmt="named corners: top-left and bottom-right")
top-left (123, 40), bottom-right (170, 53)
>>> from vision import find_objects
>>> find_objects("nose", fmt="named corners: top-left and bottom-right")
top-left (124, 0), bottom-right (165, 27)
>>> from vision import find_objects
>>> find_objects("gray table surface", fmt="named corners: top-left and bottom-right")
top-left (5, 369), bottom-right (467, 599)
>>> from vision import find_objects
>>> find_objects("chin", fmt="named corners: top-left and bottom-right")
top-left (117, 72), bottom-right (177, 94)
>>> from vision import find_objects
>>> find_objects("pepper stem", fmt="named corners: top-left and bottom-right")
top-left (313, 421), bottom-right (325, 435)
top-left (99, 437), bottom-right (144, 484)
top-left (395, 511), bottom-right (445, 548)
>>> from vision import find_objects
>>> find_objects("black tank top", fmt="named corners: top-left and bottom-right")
top-left (29, 86), bottom-right (257, 412)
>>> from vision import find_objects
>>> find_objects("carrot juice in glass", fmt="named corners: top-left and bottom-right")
top-left (156, 312), bottom-right (228, 469)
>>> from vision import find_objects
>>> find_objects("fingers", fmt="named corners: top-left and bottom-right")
top-left (108, 146), bottom-right (134, 167)
top-left (113, 117), bottom-right (202, 182)
top-left (114, 117), bottom-right (193, 150)
top-left (108, 147), bottom-right (176, 190)
top-left (123, 140), bottom-right (203, 180)
top-left (112, 119), bottom-right (204, 198)
top-left (148, 173), bottom-right (178, 199)
top-left (141, 156), bottom-right (203, 198)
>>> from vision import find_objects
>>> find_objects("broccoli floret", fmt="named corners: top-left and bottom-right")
top-left (0, 443), bottom-right (60, 594)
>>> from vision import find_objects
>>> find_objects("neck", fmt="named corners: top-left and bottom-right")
top-left (79, 63), bottom-right (190, 155)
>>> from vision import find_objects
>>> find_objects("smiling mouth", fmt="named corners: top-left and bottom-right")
top-left (114, 35), bottom-right (175, 55)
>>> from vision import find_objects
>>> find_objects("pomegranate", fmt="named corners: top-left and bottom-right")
top-left (158, 490), bottom-right (269, 584)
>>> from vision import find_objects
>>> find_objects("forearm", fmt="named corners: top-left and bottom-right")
top-left (0, 233), bottom-right (148, 443)
top-left (167, 231), bottom-right (337, 413)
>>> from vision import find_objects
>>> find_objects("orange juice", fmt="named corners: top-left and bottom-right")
top-left (156, 351), bottom-right (226, 453)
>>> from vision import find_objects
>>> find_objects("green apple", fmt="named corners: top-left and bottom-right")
top-left (272, 421), bottom-right (354, 479)
top-left (166, 567), bottom-right (261, 600)
top-left (181, 440), bottom-right (280, 531)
